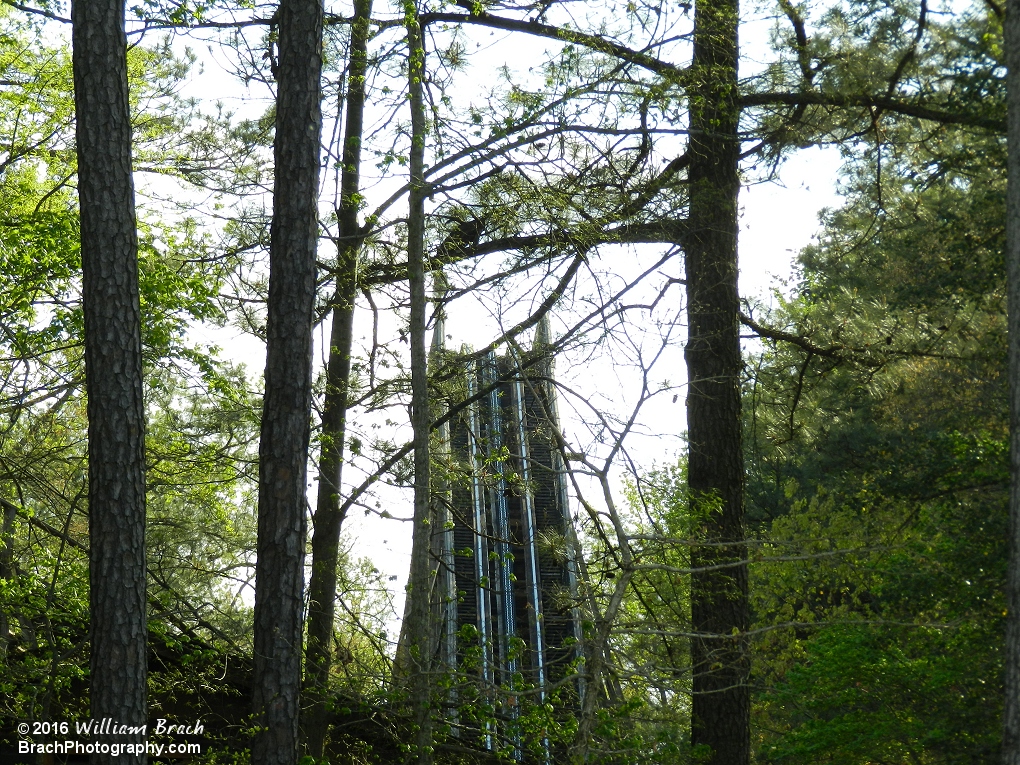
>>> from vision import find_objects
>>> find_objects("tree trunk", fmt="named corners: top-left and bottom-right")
top-left (684, 0), bottom-right (750, 761)
top-left (302, 0), bottom-right (373, 755)
top-left (1003, 0), bottom-right (1020, 761)
top-left (396, 4), bottom-right (436, 761)
top-left (72, 2), bottom-right (148, 762)
top-left (252, 0), bottom-right (323, 764)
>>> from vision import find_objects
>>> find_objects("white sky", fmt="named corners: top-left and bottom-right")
top-left (171, 3), bottom-right (845, 626)
top-left (39, 3), bottom-right (845, 627)
top-left (353, 144), bottom-right (844, 618)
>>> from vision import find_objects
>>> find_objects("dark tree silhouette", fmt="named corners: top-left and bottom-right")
top-left (684, 0), bottom-right (750, 762)
top-left (303, 0), bottom-right (373, 756)
top-left (72, 2), bottom-right (148, 763)
top-left (252, 0), bottom-right (323, 764)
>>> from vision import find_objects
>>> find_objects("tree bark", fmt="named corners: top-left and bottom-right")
top-left (72, 2), bottom-right (148, 762)
top-left (395, 4), bottom-right (437, 761)
top-left (252, 1), bottom-right (323, 764)
top-left (684, 0), bottom-right (750, 761)
top-left (1003, 0), bottom-right (1020, 761)
top-left (302, 0), bottom-right (372, 755)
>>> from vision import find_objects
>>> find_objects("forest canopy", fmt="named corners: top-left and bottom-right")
top-left (0, 0), bottom-right (1011, 763)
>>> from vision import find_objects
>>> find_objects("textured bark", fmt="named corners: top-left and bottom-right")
top-left (302, 0), bottom-right (372, 755)
top-left (684, 0), bottom-right (750, 761)
top-left (1004, 0), bottom-right (1020, 761)
top-left (395, 5), bottom-right (437, 761)
top-left (252, 1), bottom-right (323, 764)
top-left (72, 3), bottom-right (148, 763)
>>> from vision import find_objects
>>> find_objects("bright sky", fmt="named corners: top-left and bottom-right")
top-left (163, 4), bottom-right (847, 627)
top-left (38, 3), bottom-right (845, 627)
top-left (349, 144), bottom-right (844, 623)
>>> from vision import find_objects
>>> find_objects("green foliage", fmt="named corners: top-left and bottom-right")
top-left (546, 462), bottom-right (698, 764)
top-left (0, 0), bottom-right (1011, 761)
top-left (762, 622), bottom-right (1000, 764)
top-left (746, 64), bottom-right (1006, 759)
top-left (0, 15), bottom-right (272, 754)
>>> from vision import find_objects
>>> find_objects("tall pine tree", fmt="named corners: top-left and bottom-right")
top-left (252, 1), bottom-right (323, 764)
top-left (685, 0), bottom-right (750, 760)
top-left (72, 2), bottom-right (148, 762)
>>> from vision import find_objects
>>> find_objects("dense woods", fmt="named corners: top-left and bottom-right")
top-left (0, 0), bottom-right (1012, 763)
